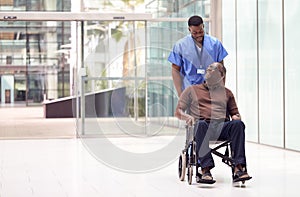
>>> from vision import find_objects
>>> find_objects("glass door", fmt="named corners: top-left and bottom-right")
top-left (78, 19), bottom-right (149, 137)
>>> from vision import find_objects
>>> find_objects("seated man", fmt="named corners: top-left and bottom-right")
top-left (175, 62), bottom-right (252, 184)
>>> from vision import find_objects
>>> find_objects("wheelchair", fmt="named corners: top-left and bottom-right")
top-left (178, 122), bottom-right (234, 185)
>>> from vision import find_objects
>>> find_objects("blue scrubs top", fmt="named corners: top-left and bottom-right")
top-left (168, 34), bottom-right (228, 91)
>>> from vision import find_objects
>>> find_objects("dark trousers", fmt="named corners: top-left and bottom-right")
top-left (195, 119), bottom-right (247, 169)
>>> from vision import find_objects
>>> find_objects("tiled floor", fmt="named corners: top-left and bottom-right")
top-left (0, 138), bottom-right (299, 197)
top-left (0, 106), bottom-right (76, 139)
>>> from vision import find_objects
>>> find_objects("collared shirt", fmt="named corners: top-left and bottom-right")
top-left (168, 34), bottom-right (228, 91)
top-left (176, 83), bottom-right (239, 121)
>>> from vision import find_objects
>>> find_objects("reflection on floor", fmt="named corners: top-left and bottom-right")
top-left (0, 138), bottom-right (299, 197)
top-left (0, 106), bottom-right (76, 139)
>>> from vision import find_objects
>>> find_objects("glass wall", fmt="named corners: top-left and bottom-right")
top-left (0, 0), bottom-right (211, 107)
top-left (0, 0), bottom-right (70, 11)
top-left (223, 0), bottom-right (300, 151)
top-left (222, 0), bottom-right (236, 93)
top-left (0, 19), bottom-right (71, 105)
top-left (284, 0), bottom-right (300, 150)
top-left (145, 0), bottom-right (211, 19)
top-left (77, 0), bottom-right (215, 136)
top-left (0, 0), bottom-right (238, 139)
top-left (258, 0), bottom-right (284, 147)
top-left (237, 0), bottom-right (259, 143)
top-left (0, 0), bottom-right (71, 106)
top-left (80, 20), bottom-right (151, 136)
top-left (79, 19), bottom-right (188, 137)
top-left (223, 0), bottom-right (259, 143)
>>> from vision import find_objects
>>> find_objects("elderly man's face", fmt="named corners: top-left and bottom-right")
top-left (205, 63), bottom-right (223, 85)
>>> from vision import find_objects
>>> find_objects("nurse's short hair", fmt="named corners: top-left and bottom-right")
top-left (188, 15), bottom-right (204, 26)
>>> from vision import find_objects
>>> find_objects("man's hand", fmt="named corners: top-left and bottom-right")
top-left (186, 115), bottom-right (195, 126)
top-left (232, 114), bottom-right (241, 120)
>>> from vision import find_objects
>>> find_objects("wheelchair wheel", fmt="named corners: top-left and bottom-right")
top-left (187, 166), bottom-right (193, 185)
top-left (178, 152), bottom-right (186, 181)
